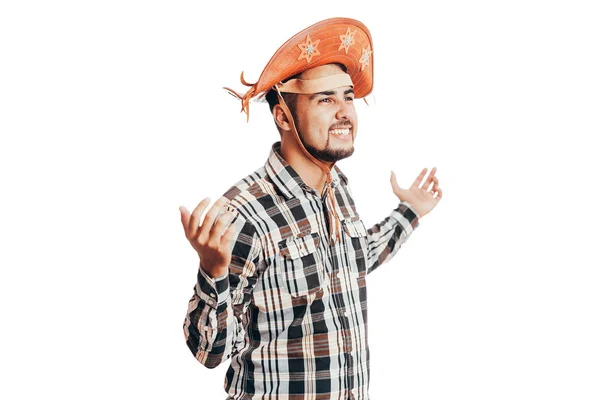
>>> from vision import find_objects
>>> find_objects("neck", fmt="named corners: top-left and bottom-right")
top-left (280, 136), bottom-right (334, 194)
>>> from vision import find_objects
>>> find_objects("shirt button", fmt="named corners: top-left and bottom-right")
top-left (207, 299), bottom-right (215, 306)
top-left (209, 293), bottom-right (216, 298)
top-left (202, 326), bottom-right (210, 331)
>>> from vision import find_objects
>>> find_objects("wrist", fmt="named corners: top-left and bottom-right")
top-left (199, 262), bottom-right (228, 280)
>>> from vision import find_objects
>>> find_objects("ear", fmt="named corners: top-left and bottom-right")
top-left (273, 104), bottom-right (292, 132)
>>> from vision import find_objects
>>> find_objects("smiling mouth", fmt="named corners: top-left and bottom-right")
top-left (329, 127), bottom-right (351, 136)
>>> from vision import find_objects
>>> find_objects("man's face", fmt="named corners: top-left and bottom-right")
top-left (292, 64), bottom-right (358, 163)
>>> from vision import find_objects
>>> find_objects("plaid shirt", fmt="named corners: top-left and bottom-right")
top-left (184, 142), bottom-right (420, 399)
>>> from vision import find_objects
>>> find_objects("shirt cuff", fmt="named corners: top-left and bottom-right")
top-left (390, 201), bottom-right (420, 235)
top-left (196, 264), bottom-right (230, 310)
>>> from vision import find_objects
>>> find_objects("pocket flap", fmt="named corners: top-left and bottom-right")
top-left (342, 218), bottom-right (368, 237)
top-left (278, 232), bottom-right (321, 259)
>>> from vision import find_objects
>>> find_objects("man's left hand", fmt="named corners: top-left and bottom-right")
top-left (390, 167), bottom-right (443, 218)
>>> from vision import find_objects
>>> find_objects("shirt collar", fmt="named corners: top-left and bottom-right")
top-left (265, 142), bottom-right (348, 200)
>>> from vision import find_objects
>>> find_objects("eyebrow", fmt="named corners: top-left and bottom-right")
top-left (309, 88), bottom-right (355, 101)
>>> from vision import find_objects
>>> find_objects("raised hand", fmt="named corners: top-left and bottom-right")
top-left (390, 167), bottom-right (443, 218)
top-left (179, 197), bottom-right (237, 279)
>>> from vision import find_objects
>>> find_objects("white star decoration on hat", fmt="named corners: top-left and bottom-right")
top-left (298, 35), bottom-right (321, 64)
top-left (338, 28), bottom-right (356, 54)
top-left (359, 45), bottom-right (373, 71)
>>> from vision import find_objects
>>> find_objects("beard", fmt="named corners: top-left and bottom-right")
top-left (296, 118), bottom-right (355, 162)
top-left (302, 138), bottom-right (355, 162)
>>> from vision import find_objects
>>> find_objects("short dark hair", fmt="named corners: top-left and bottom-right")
top-left (265, 63), bottom-right (348, 113)
top-left (265, 76), bottom-right (300, 113)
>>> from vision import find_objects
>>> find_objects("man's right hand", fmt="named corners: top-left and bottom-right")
top-left (179, 197), bottom-right (237, 279)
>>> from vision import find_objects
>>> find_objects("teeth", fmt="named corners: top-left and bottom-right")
top-left (329, 128), bottom-right (350, 135)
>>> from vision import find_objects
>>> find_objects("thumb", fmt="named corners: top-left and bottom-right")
top-left (390, 170), bottom-right (401, 192)
top-left (390, 170), bottom-right (406, 200)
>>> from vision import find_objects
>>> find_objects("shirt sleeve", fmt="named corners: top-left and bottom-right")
top-left (365, 200), bottom-right (420, 275)
top-left (182, 212), bottom-right (261, 369)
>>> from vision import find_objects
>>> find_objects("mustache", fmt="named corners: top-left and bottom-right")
top-left (329, 121), bottom-right (353, 130)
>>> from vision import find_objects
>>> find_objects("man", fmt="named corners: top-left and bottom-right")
top-left (180, 17), bottom-right (442, 399)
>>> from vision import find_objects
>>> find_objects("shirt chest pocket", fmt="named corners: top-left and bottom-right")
top-left (342, 217), bottom-right (369, 276)
top-left (275, 232), bottom-right (324, 298)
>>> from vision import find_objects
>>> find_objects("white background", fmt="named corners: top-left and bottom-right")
top-left (1, 1), bottom-right (599, 399)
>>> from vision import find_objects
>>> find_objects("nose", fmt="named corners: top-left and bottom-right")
top-left (336, 99), bottom-right (351, 120)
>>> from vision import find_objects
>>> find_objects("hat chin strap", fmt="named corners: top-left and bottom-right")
top-left (274, 83), bottom-right (345, 245)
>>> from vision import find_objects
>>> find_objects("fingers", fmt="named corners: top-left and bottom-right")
top-left (409, 167), bottom-right (438, 191)
top-left (208, 211), bottom-right (235, 248)
top-left (187, 198), bottom-right (211, 239)
top-left (220, 221), bottom-right (238, 251)
top-left (198, 197), bottom-right (228, 243)
top-left (429, 175), bottom-right (439, 193)
top-left (422, 167), bottom-right (437, 190)
top-left (410, 168), bottom-right (428, 189)
top-left (179, 206), bottom-right (190, 234)
top-left (430, 175), bottom-right (442, 200)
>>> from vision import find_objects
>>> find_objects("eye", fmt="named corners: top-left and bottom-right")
top-left (345, 96), bottom-right (355, 102)
top-left (319, 97), bottom-right (333, 103)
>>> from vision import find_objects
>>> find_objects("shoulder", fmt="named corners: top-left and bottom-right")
top-left (222, 167), bottom-right (265, 199)
top-left (218, 166), bottom-right (275, 225)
